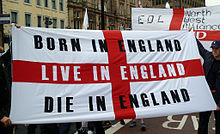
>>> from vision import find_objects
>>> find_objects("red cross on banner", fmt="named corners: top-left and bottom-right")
top-left (13, 31), bottom-right (204, 120)
top-left (103, 31), bottom-right (136, 119)
top-left (11, 26), bottom-right (216, 124)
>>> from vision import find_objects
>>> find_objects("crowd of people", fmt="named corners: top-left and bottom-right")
top-left (0, 28), bottom-right (220, 134)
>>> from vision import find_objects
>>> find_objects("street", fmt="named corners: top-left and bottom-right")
top-left (14, 113), bottom-right (216, 134)
top-left (111, 113), bottom-right (215, 134)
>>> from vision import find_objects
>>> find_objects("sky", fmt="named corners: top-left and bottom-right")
top-left (206, 0), bottom-right (220, 6)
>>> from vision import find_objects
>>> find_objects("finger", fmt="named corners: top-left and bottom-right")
top-left (4, 122), bottom-right (8, 127)
top-left (188, 27), bottom-right (193, 32)
top-left (15, 24), bottom-right (21, 28)
top-left (4, 120), bottom-right (10, 127)
top-left (8, 120), bottom-right (12, 126)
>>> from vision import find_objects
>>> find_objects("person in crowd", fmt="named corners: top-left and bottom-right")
top-left (196, 38), bottom-right (220, 134)
top-left (0, 46), bottom-right (13, 134)
top-left (119, 119), bottom-right (125, 125)
top-left (27, 124), bottom-right (37, 134)
top-left (59, 123), bottom-right (71, 134)
top-left (76, 121), bottom-right (104, 134)
top-left (129, 118), bottom-right (146, 131)
top-left (39, 124), bottom-right (59, 134)
top-left (76, 121), bottom-right (95, 134)
top-left (38, 123), bottom-right (71, 134)
top-left (94, 121), bottom-right (105, 134)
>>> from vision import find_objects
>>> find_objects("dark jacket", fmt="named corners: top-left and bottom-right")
top-left (196, 39), bottom-right (214, 76)
top-left (0, 56), bottom-right (11, 120)
top-left (196, 39), bottom-right (220, 106)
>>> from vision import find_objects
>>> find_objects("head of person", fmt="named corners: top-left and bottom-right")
top-left (211, 40), bottom-right (220, 60)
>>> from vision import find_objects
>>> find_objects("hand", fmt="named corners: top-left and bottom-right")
top-left (0, 116), bottom-right (12, 127)
top-left (188, 27), bottom-right (193, 32)
top-left (15, 23), bottom-right (21, 28)
top-left (216, 106), bottom-right (220, 111)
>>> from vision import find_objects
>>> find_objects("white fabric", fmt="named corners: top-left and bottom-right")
top-left (165, 2), bottom-right (170, 9)
top-left (82, 8), bottom-right (88, 30)
top-left (132, 6), bottom-right (220, 51)
top-left (10, 25), bottom-right (216, 124)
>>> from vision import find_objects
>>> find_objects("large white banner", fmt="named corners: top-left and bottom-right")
top-left (132, 6), bottom-right (220, 50)
top-left (10, 25), bottom-right (216, 124)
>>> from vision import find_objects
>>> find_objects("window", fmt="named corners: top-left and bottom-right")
top-left (77, 12), bottom-right (80, 18)
top-left (130, 0), bottom-right (134, 3)
top-left (53, 18), bottom-right (57, 28)
top-left (73, 11), bottom-right (80, 18)
top-left (108, 18), bottom-right (114, 30)
top-left (24, 0), bottom-right (31, 4)
top-left (36, 0), bottom-right (41, 5)
top-left (92, 0), bottom-right (96, 8)
top-left (37, 16), bottom-right (42, 27)
top-left (52, 0), bottom-right (56, 9)
top-left (45, 17), bottom-right (50, 28)
top-left (156, 0), bottom-right (160, 5)
top-left (74, 20), bottom-right (76, 28)
top-left (119, 4), bottom-right (124, 15)
top-left (45, 0), bottom-right (49, 8)
top-left (78, 21), bottom-right (80, 29)
top-left (73, 10), bottom-right (81, 29)
top-left (60, 19), bottom-right (64, 29)
top-left (152, 0), bottom-right (155, 6)
top-left (73, 0), bottom-right (79, 2)
top-left (74, 20), bottom-right (81, 29)
top-left (59, 0), bottom-right (64, 11)
top-left (11, 11), bottom-right (18, 23)
top-left (162, 0), bottom-right (166, 4)
top-left (25, 13), bottom-right (31, 27)
top-left (110, 0), bottom-right (113, 11)
top-left (98, 16), bottom-right (101, 30)
top-left (88, 15), bottom-right (95, 30)
top-left (73, 11), bottom-right (76, 17)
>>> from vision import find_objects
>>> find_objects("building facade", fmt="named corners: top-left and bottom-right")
top-left (145, 0), bottom-right (205, 8)
top-left (68, 0), bottom-right (205, 30)
top-left (2, 0), bottom-right (68, 36)
top-left (0, 0), bottom-right (206, 39)
top-left (68, 0), bottom-right (140, 30)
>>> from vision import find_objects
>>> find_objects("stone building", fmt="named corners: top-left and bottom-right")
top-left (1, 0), bottom-right (68, 37)
top-left (68, 0), bottom-right (139, 30)
top-left (146, 0), bottom-right (205, 8)
top-left (67, 0), bottom-right (205, 30)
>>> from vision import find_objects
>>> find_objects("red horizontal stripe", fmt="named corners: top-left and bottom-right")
top-left (13, 59), bottom-right (204, 84)
top-left (128, 59), bottom-right (204, 82)
top-left (195, 30), bottom-right (220, 41)
top-left (13, 60), bottom-right (111, 84)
